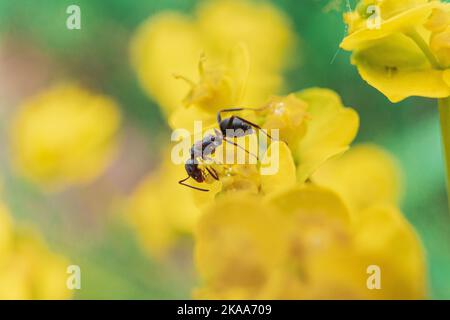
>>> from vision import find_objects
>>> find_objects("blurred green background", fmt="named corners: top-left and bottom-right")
top-left (0, 0), bottom-right (449, 299)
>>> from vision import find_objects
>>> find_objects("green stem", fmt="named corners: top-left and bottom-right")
top-left (439, 97), bottom-right (450, 212)
top-left (406, 29), bottom-right (449, 210)
top-left (406, 29), bottom-right (442, 69)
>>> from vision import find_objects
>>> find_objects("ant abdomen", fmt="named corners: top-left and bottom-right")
top-left (219, 117), bottom-right (253, 138)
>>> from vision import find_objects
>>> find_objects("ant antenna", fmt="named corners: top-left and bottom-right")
top-left (223, 137), bottom-right (259, 161)
top-left (178, 176), bottom-right (209, 192)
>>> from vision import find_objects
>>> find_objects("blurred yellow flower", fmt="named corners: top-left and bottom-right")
top-left (0, 203), bottom-right (12, 260)
top-left (130, 0), bottom-right (296, 125)
top-left (196, 0), bottom-right (294, 72)
top-left (0, 203), bottom-right (71, 299)
top-left (127, 151), bottom-right (205, 258)
top-left (10, 84), bottom-right (121, 191)
top-left (194, 185), bottom-right (426, 299)
top-left (312, 144), bottom-right (403, 213)
top-left (341, 0), bottom-right (450, 102)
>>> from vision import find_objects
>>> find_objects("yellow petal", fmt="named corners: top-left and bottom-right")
top-left (169, 104), bottom-right (216, 129)
top-left (260, 141), bottom-right (296, 195)
top-left (129, 13), bottom-right (203, 114)
top-left (10, 84), bottom-right (121, 191)
top-left (444, 69), bottom-right (450, 86)
top-left (194, 193), bottom-right (288, 298)
top-left (262, 94), bottom-right (309, 148)
top-left (430, 25), bottom-right (450, 68)
top-left (353, 205), bottom-right (427, 299)
top-left (127, 153), bottom-right (203, 258)
top-left (341, 2), bottom-right (437, 50)
top-left (425, 4), bottom-right (450, 33)
top-left (268, 184), bottom-right (351, 228)
top-left (265, 185), bottom-right (357, 299)
top-left (351, 33), bottom-right (450, 102)
top-left (15, 230), bottom-right (71, 299)
top-left (196, 0), bottom-right (295, 72)
top-left (312, 144), bottom-right (403, 212)
top-left (0, 203), bottom-right (12, 263)
top-left (295, 88), bottom-right (359, 182)
top-left (297, 244), bottom-right (371, 299)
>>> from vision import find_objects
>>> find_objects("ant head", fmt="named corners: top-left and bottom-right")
top-left (185, 159), bottom-right (204, 182)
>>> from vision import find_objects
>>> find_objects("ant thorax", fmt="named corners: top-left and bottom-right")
top-left (190, 131), bottom-right (224, 160)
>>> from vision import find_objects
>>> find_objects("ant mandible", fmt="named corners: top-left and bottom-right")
top-left (178, 107), bottom-right (273, 192)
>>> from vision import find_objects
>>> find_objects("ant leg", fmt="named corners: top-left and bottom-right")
top-left (204, 156), bottom-right (223, 165)
top-left (233, 116), bottom-right (275, 141)
top-left (205, 167), bottom-right (219, 180)
top-left (178, 176), bottom-right (209, 192)
top-left (223, 137), bottom-right (259, 161)
top-left (217, 106), bottom-right (268, 123)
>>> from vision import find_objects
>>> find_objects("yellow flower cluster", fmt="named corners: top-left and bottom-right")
top-left (195, 184), bottom-right (425, 299)
top-left (129, 0), bottom-right (296, 128)
top-left (10, 84), bottom-right (122, 191)
top-left (128, 0), bottom-right (297, 257)
top-left (0, 202), bottom-right (71, 299)
top-left (341, 0), bottom-right (450, 102)
top-left (128, 0), bottom-right (427, 299)
top-left (193, 112), bottom-right (425, 299)
top-left (128, 87), bottom-right (358, 257)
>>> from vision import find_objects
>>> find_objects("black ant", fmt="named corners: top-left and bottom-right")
top-left (178, 107), bottom-right (273, 192)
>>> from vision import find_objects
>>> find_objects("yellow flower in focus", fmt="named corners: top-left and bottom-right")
top-left (130, 0), bottom-right (296, 124)
top-left (294, 88), bottom-right (359, 182)
top-left (169, 47), bottom-right (251, 128)
top-left (261, 94), bottom-right (309, 149)
top-left (341, 0), bottom-right (450, 102)
top-left (10, 84), bottom-right (121, 191)
top-left (342, 0), bottom-right (439, 46)
top-left (128, 82), bottom-right (359, 259)
top-left (194, 185), bottom-right (426, 299)
top-left (427, 5), bottom-right (450, 68)
top-left (260, 141), bottom-right (297, 194)
top-left (0, 203), bottom-right (71, 299)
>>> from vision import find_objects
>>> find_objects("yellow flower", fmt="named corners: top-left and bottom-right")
top-left (260, 94), bottom-right (309, 149)
top-left (130, 0), bottom-right (296, 124)
top-left (312, 144), bottom-right (403, 213)
top-left (194, 185), bottom-right (426, 299)
top-left (341, 0), bottom-right (450, 102)
top-left (169, 47), bottom-right (251, 128)
top-left (10, 84), bottom-right (121, 191)
top-left (127, 86), bottom-right (359, 258)
top-left (130, 13), bottom-right (203, 116)
top-left (427, 5), bottom-right (450, 68)
top-left (127, 151), bottom-right (208, 258)
top-left (196, 0), bottom-right (294, 72)
top-left (0, 202), bottom-right (12, 261)
top-left (294, 88), bottom-right (359, 182)
top-left (260, 141), bottom-right (297, 195)
top-left (0, 203), bottom-right (71, 299)
top-left (342, 0), bottom-right (439, 47)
